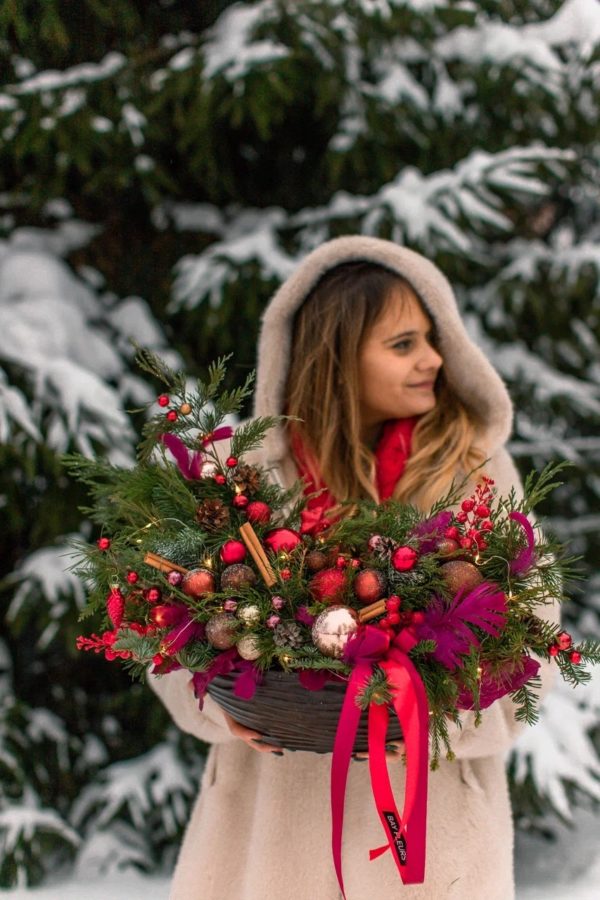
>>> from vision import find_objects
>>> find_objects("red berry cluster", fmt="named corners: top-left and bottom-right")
top-left (548, 631), bottom-right (582, 664)
top-left (377, 595), bottom-right (425, 637)
top-left (453, 477), bottom-right (495, 552)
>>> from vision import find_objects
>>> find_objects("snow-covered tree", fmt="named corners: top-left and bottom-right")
top-left (1, 0), bottom-right (599, 886)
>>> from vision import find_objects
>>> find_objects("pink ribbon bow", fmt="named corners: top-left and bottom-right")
top-left (332, 626), bottom-right (430, 898)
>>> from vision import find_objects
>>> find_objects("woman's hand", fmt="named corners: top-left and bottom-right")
top-left (353, 741), bottom-right (405, 763)
top-left (187, 679), bottom-right (283, 754)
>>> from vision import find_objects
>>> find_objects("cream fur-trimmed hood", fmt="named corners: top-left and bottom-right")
top-left (253, 235), bottom-right (513, 460)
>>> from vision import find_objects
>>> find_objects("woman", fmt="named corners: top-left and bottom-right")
top-left (150, 236), bottom-right (560, 900)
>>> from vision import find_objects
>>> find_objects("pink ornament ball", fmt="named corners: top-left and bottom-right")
top-left (391, 546), bottom-right (418, 571)
top-left (220, 540), bottom-right (247, 565)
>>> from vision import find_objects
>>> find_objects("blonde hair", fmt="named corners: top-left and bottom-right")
top-left (284, 261), bottom-right (486, 512)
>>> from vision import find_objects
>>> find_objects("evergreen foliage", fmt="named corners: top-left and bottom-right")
top-left (1, 0), bottom-right (599, 886)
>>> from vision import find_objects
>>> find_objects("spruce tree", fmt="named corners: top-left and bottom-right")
top-left (1, 0), bottom-right (599, 886)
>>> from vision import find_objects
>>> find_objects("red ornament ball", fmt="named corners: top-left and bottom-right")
top-left (220, 540), bottom-right (247, 565)
top-left (166, 410), bottom-right (178, 422)
top-left (246, 501), bottom-right (271, 525)
top-left (309, 567), bottom-right (347, 604)
top-left (280, 568), bottom-right (292, 581)
top-left (214, 473), bottom-right (227, 485)
top-left (557, 631), bottom-right (572, 650)
top-left (226, 456), bottom-right (238, 468)
top-left (157, 394), bottom-right (169, 407)
top-left (126, 571), bottom-right (139, 584)
top-left (411, 610), bottom-right (426, 625)
top-left (570, 650), bottom-right (582, 664)
top-left (97, 537), bottom-right (111, 551)
top-left (354, 568), bottom-right (386, 604)
top-left (336, 555), bottom-right (348, 569)
top-left (548, 644), bottom-right (560, 657)
top-left (264, 528), bottom-right (302, 554)
top-left (147, 587), bottom-right (162, 603)
top-left (232, 494), bottom-right (249, 509)
top-left (182, 568), bottom-right (216, 597)
top-left (391, 546), bottom-right (418, 572)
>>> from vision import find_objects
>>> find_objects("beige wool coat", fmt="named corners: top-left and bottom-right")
top-left (150, 236), bottom-right (561, 900)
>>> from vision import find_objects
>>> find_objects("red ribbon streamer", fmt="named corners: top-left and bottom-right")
top-left (331, 628), bottom-right (429, 898)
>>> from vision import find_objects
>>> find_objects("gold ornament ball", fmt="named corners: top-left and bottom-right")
top-left (182, 567), bottom-right (216, 597)
top-left (206, 613), bottom-right (238, 649)
top-left (237, 634), bottom-right (262, 661)
top-left (220, 563), bottom-right (257, 591)
top-left (311, 605), bottom-right (358, 659)
top-left (238, 604), bottom-right (261, 626)
top-left (440, 560), bottom-right (483, 596)
top-left (180, 403), bottom-right (193, 415)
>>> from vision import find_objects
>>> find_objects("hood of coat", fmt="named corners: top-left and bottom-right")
top-left (252, 235), bottom-right (512, 463)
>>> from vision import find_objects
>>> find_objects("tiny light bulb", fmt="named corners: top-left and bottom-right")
top-left (477, 666), bottom-right (483, 678)
top-left (203, 556), bottom-right (213, 569)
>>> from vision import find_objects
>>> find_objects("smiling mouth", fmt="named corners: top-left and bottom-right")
top-left (408, 382), bottom-right (435, 388)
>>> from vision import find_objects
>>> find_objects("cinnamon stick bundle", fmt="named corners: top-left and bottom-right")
top-left (358, 599), bottom-right (386, 623)
top-left (144, 552), bottom-right (189, 575)
top-left (239, 523), bottom-right (277, 588)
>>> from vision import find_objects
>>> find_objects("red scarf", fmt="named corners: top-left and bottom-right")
top-left (290, 417), bottom-right (418, 523)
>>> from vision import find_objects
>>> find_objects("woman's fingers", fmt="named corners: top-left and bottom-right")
top-left (352, 741), bottom-right (405, 762)
top-left (221, 709), bottom-right (284, 754)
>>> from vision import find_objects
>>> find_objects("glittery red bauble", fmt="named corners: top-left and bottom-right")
top-left (182, 568), bottom-right (216, 597)
top-left (147, 587), bottom-right (162, 603)
top-left (97, 537), bottom-right (111, 551)
top-left (206, 613), bottom-right (238, 649)
top-left (126, 571), bottom-right (139, 584)
top-left (264, 528), bottom-right (302, 554)
top-left (391, 546), bottom-right (418, 571)
top-left (440, 560), bottom-right (483, 595)
top-left (166, 410), bottom-right (178, 422)
top-left (214, 473), bottom-right (227, 485)
top-left (309, 567), bottom-right (347, 604)
top-left (246, 500), bottom-right (271, 525)
top-left (220, 564), bottom-right (257, 591)
top-left (435, 538), bottom-right (460, 556)
top-left (353, 568), bottom-right (386, 604)
top-left (157, 394), bottom-right (169, 407)
top-left (220, 540), bottom-right (247, 565)
top-left (280, 568), bottom-right (292, 580)
top-left (226, 456), bottom-right (238, 468)
top-left (233, 494), bottom-right (249, 509)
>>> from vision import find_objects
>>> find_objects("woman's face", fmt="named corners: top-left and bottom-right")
top-left (357, 286), bottom-right (443, 444)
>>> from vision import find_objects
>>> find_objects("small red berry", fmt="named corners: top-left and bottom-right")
top-left (456, 511), bottom-right (468, 523)
top-left (557, 631), bottom-right (572, 650)
top-left (386, 596), bottom-right (401, 612)
top-left (147, 588), bottom-right (162, 603)
top-left (351, 558), bottom-right (361, 569)
top-left (280, 568), bottom-right (292, 580)
top-left (548, 644), bottom-right (560, 657)
top-left (444, 527), bottom-right (460, 540)
top-left (411, 610), bottom-right (426, 625)
top-left (569, 650), bottom-right (582, 664)
top-left (379, 616), bottom-right (391, 629)
top-left (461, 499), bottom-right (475, 512)
top-left (475, 538), bottom-right (488, 550)
top-left (97, 537), bottom-right (111, 551)
top-left (481, 520), bottom-right (494, 531)
top-left (460, 537), bottom-right (472, 549)
top-left (166, 410), bottom-right (178, 422)
top-left (388, 612), bottom-right (401, 626)
top-left (336, 555), bottom-right (347, 569)
top-left (126, 571), bottom-right (139, 584)
top-left (226, 456), bottom-right (238, 468)
top-left (233, 493), bottom-right (249, 509)
top-left (157, 394), bottom-right (169, 407)
top-left (214, 473), bottom-right (227, 485)
top-left (475, 504), bottom-right (490, 518)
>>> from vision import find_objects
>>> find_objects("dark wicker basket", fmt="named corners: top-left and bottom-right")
top-left (206, 670), bottom-right (402, 753)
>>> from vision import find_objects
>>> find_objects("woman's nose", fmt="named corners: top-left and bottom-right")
top-left (417, 344), bottom-right (443, 371)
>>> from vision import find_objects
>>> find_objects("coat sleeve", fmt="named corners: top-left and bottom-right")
top-left (445, 445), bottom-right (561, 761)
top-left (148, 668), bottom-right (238, 745)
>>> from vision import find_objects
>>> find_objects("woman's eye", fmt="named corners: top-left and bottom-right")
top-left (393, 340), bottom-right (412, 352)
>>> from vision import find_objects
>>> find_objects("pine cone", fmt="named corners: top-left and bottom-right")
top-left (233, 464), bottom-right (261, 495)
top-left (273, 621), bottom-right (304, 649)
top-left (196, 498), bottom-right (230, 531)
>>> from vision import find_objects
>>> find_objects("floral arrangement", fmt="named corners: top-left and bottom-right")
top-left (66, 350), bottom-right (599, 893)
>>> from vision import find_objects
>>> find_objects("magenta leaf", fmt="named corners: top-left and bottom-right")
top-left (416, 582), bottom-right (507, 670)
